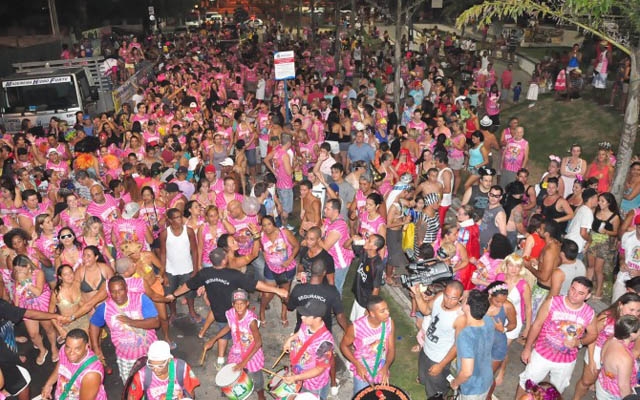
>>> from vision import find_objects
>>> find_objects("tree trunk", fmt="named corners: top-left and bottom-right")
top-left (335, 2), bottom-right (341, 78)
top-left (297, 0), bottom-right (302, 39)
top-left (393, 0), bottom-right (402, 112)
top-left (611, 47), bottom-right (640, 206)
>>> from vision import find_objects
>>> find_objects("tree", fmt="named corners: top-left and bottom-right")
top-left (456, 0), bottom-right (639, 203)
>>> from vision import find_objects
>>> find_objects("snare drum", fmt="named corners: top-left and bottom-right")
top-left (214, 363), bottom-right (254, 400)
top-left (352, 384), bottom-right (410, 400)
top-left (267, 367), bottom-right (301, 399)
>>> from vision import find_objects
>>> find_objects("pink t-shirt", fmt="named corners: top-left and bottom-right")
top-left (534, 296), bottom-right (594, 363)
top-left (226, 308), bottom-right (264, 372)
top-left (350, 316), bottom-right (392, 383)
top-left (55, 349), bottom-right (107, 400)
top-left (200, 222), bottom-right (227, 265)
top-left (87, 194), bottom-right (120, 242)
top-left (323, 217), bottom-right (355, 270)
top-left (228, 214), bottom-right (259, 256)
top-left (112, 217), bottom-right (149, 256)
top-left (290, 323), bottom-right (334, 391)
top-left (502, 138), bottom-right (528, 173)
top-left (261, 229), bottom-right (296, 273)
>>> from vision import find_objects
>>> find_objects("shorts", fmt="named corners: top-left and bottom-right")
top-left (339, 142), bottom-right (351, 152)
top-left (248, 370), bottom-right (265, 391)
top-left (165, 272), bottom-right (196, 299)
top-left (449, 156), bottom-right (464, 171)
top-left (595, 381), bottom-right (620, 400)
top-left (264, 266), bottom-right (295, 285)
top-left (277, 188), bottom-right (294, 215)
top-left (623, 82), bottom-right (630, 94)
top-left (584, 345), bottom-right (602, 366)
top-left (0, 363), bottom-right (30, 396)
top-left (246, 148), bottom-right (258, 167)
top-left (326, 140), bottom-right (340, 154)
top-left (518, 349), bottom-right (576, 393)
top-left (259, 138), bottom-right (268, 159)
top-left (418, 351), bottom-right (451, 397)
top-left (42, 265), bottom-right (56, 283)
top-left (214, 320), bottom-right (232, 340)
top-left (593, 72), bottom-right (608, 89)
top-left (586, 241), bottom-right (614, 260)
top-left (531, 283), bottom-right (550, 321)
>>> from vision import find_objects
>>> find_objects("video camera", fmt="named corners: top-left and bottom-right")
top-left (400, 259), bottom-right (453, 289)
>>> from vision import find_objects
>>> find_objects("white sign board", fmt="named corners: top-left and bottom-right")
top-left (274, 51), bottom-right (295, 80)
top-left (2, 76), bottom-right (72, 88)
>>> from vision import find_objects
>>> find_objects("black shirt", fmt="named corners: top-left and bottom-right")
top-left (298, 247), bottom-right (335, 276)
top-left (288, 283), bottom-right (343, 332)
top-left (352, 252), bottom-right (385, 307)
top-left (186, 268), bottom-right (258, 322)
top-left (0, 299), bottom-right (26, 364)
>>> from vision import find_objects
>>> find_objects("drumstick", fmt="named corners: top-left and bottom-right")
top-left (272, 349), bottom-right (287, 369)
top-left (261, 367), bottom-right (286, 379)
top-left (199, 347), bottom-right (208, 366)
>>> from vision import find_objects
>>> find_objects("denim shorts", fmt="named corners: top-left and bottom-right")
top-left (264, 266), bottom-right (295, 285)
top-left (214, 320), bottom-right (232, 340)
top-left (277, 188), bottom-right (294, 214)
top-left (246, 148), bottom-right (258, 166)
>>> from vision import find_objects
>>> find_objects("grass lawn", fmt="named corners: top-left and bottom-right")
top-left (501, 93), bottom-right (635, 181)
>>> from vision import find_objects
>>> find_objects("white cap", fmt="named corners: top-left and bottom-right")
top-left (47, 148), bottom-right (60, 157)
top-left (220, 157), bottom-right (234, 167)
top-left (147, 340), bottom-right (172, 361)
top-left (188, 156), bottom-right (199, 171)
top-left (189, 101), bottom-right (197, 108)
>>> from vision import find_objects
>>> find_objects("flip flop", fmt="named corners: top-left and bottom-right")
top-left (52, 354), bottom-right (60, 363)
top-left (15, 336), bottom-right (28, 344)
top-left (36, 349), bottom-right (49, 366)
top-left (189, 314), bottom-right (204, 324)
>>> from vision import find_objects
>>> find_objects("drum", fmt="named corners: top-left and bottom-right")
top-left (267, 367), bottom-right (301, 399)
top-left (352, 384), bottom-right (411, 400)
top-left (285, 393), bottom-right (319, 400)
top-left (214, 363), bottom-right (254, 400)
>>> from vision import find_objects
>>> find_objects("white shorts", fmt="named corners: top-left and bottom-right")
top-left (519, 349), bottom-right (576, 394)
top-left (259, 138), bottom-right (268, 159)
top-left (326, 140), bottom-right (340, 154)
top-left (583, 345), bottom-right (602, 366)
top-left (350, 301), bottom-right (367, 322)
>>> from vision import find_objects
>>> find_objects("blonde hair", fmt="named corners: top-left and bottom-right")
top-left (502, 253), bottom-right (537, 289)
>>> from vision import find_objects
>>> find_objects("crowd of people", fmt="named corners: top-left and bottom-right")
top-left (0, 13), bottom-right (640, 400)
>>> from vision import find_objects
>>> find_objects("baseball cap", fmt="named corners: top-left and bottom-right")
top-left (204, 164), bottom-right (216, 173)
top-left (122, 202), bottom-right (141, 219)
top-left (147, 340), bottom-right (172, 361)
top-left (164, 182), bottom-right (181, 193)
top-left (189, 101), bottom-right (197, 108)
top-left (176, 166), bottom-right (188, 175)
top-left (220, 157), bottom-right (234, 167)
top-left (231, 289), bottom-right (249, 303)
top-left (634, 213), bottom-right (640, 226)
top-left (296, 301), bottom-right (327, 318)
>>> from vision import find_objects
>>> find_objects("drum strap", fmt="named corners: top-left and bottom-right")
top-left (60, 355), bottom-right (99, 400)
top-left (291, 326), bottom-right (328, 366)
top-left (362, 321), bottom-right (386, 379)
top-left (166, 359), bottom-right (175, 400)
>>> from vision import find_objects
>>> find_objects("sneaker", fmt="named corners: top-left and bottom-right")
top-left (286, 224), bottom-right (295, 231)
top-left (216, 357), bottom-right (225, 371)
top-left (330, 385), bottom-right (340, 396)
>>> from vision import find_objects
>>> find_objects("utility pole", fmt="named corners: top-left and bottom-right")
top-left (48, 0), bottom-right (60, 36)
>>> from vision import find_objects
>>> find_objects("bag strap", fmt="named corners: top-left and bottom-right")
top-left (166, 359), bottom-right (175, 400)
top-left (59, 355), bottom-right (99, 400)
top-left (291, 326), bottom-right (328, 366)
top-left (361, 321), bottom-right (386, 379)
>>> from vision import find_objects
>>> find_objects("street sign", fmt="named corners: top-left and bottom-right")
top-left (148, 6), bottom-right (155, 15)
top-left (274, 51), bottom-right (295, 80)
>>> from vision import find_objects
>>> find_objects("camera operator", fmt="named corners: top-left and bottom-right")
top-left (350, 234), bottom-right (386, 321)
top-left (411, 280), bottom-right (466, 399)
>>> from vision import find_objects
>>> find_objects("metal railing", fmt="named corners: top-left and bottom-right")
top-left (12, 56), bottom-right (111, 91)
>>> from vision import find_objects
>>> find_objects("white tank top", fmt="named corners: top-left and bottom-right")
top-left (422, 294), bottom-right (463, 362)
top-left (437, 167), bottom-right (454, 207)
top-left (165, 225), bottom-right (194, 275)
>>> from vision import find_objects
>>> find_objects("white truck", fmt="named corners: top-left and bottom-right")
top-left (0, 57), bottom-right (113, 132)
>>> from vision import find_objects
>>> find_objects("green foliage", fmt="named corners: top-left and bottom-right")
top-left (455, 0), bottom-right (635, 54)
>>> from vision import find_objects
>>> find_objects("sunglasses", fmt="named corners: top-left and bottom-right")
top-left (60, 234), bottom-right (74, 239)
top-left (489, 193), bottom-right (502, 198)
